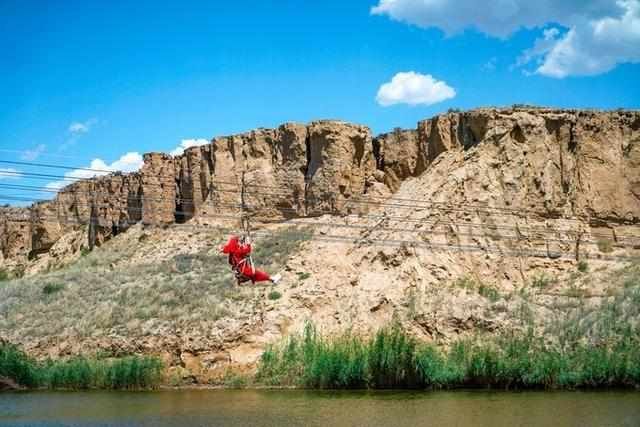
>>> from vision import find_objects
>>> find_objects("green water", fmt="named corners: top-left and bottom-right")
top-left (1, 389), bottom-right (639, 426)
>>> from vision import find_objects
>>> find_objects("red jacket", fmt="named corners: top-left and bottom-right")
top-left (221, 236), bottom-right (252, 270)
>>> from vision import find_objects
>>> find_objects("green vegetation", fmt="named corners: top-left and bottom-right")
top-left (597, 239), bottom-right (614, 253)
top-left (0, 343), bottom-right (163, 390)
top-left (296, 272), bottom-right (311, 281)
top-left (453, 276), bottom-right (500, 302)
top-left (0, 268), bottom-right (8, 282)
top-left (268, 290), bottom-right (282, 301)
top-left (257, 323), bottom-right (640, 390)
top-left (577, 261), bottom-right (589, 273)
top-left (0, 226), bottom-right (311, 339)
top-left (478, 283), bottom-right (500, 302)
top-left (42, 282), bottom-right (65, 295)
top-left (531, 272), bottom-right (553, 288)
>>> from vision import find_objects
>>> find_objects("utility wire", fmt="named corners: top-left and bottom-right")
top-left (5, 211), bottom-right (636, 263)
top-left (3, 175), bottom-right (636, 232)
top-left (2, 158), bottom-right (629, 222)
top-left (2, 185), bottom-right (639, 243)
top-left (7, 198), bottom-right (640, 255)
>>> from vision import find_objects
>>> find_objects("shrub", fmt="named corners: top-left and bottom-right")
top-left (296, 272), bottom-right (311, 281)
top-left (0, 269), bottom-right (8, 282)
top-left (42, 283), bottom-right (65, 295)
top-left (577, 261), bottom-right (589, 273)
top-left (478, 284), bottom-right (500, 302)
top-left (597, 239), bottom-right (614, 253)
top-left (532, 273), bottom-right (552, 289)
top-left (268, 291), bottom-right (282, 301)
top-left (453, 276), bottom-right (476, 290)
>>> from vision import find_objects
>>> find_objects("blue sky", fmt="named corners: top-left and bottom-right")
top-left (0, 0), bottom-right (639, 203)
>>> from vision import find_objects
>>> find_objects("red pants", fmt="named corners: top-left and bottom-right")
top-left (237, 265), bottom-right (271, 283)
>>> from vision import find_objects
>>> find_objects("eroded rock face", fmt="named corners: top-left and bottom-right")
top-left (373, 128), bottom-right (423, 192)
top-left (305, 121), bottom-right (376, 215)
top-left (2, 108), bottom-right (639, 272)
top-left (0, 207), bottom-right (31, 262)
top-left (416, 108), bottom-right (640, 223)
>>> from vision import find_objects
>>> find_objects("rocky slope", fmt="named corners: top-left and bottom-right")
top-left (1, 106), bottom-right (639, 384)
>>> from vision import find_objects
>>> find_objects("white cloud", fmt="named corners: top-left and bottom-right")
top-left (371, 0), bottom-right (621, 37)
top-left (46, 152), bottom-right (143, 191)
top-left (376, 71), bottom-right (456, 106)
top-left (482, 57), bottom-right (498, 72)
top-left (536, 1), bottom-right (640, 77)
top-left (372, 0), bottom-right (639, 77)
top-left (68, 118), bottom-right (97, 135)
top-left (59, 118), bottom-right (99, 151)
top-left (0, 168), bottom-right (22, 180)
top-left (170, 138), bottom-right (209, 157)
top-left (20, 144), bottom-right (46, 161)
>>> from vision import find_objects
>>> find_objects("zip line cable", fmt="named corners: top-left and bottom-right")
top-left (5, 211), bottom-right (636, 263)
top-left (5, 196), bottom-right (640, 253)
top-left (2, 185), bottom-right (640, 244)
top-left (3, 173), bottom-right (637, 232)
top-left (2, 159), bottom-right (632, 222)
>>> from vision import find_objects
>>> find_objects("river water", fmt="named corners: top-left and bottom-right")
top-left (1, 389), bottom-right (639, 427)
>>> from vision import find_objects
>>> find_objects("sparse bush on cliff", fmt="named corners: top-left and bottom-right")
top-left (597, 239), bottom-right (614, 253)
top-left (42, 282), bottom-right (65, 295)
top-left (268, 291), bottom-right (282, 300)
top-left (0, 269), bottom-right (8, 282)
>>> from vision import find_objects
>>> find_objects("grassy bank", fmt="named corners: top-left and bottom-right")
top-left (256, 323), bottom-right (640, 390)
top-left (0, 226), bottom-right (311, 341)
top-left (0, 343), bottom-right (163, 390)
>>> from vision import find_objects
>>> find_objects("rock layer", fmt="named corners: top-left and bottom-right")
top-left (2, 108), bottom-right (639, 272)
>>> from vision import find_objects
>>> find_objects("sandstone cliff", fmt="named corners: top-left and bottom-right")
top-left (2, 107), bottom-right (639, 274)
top-left (1, 106), bottom-right (639, 385)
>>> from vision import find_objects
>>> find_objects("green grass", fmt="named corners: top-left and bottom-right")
top-left (0, 226), bottom-right (312, 340)
top-left (453, 276), bottom-right (500, 302)
top-left (597, 239), bottom-right (614, 253)
top-left (531, 272), bottom-right (553, 288)
top-left (478, 284), bottom-right (500, 302)
top-left (296, 272), bottom-right (311, 281)
top-left (42, 282), bottom-right (65, 295)
top-left (577, 261), bottom-right (589, 273)
top-left (268, 291), bottom-right (282, 300)
top-left (0, 342), bottom-right (163, 390)
top-left (256, 323), bottom-right (640, 390)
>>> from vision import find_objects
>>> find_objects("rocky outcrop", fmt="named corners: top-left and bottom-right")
top-left (0, 207), bottom-right (32, 263)
top-left (2, 108), bottom-right (639, 273)
top-left (373, 128), bottom-right (424, 192)
top-left (416, 108), bottom-right (640, 224)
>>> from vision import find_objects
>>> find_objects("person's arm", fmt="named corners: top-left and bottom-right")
top-left (221, 237), bottom-right (238, 254)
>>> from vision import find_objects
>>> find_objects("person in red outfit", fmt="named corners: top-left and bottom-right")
top-left (221, 235), bottom-right (281, 285)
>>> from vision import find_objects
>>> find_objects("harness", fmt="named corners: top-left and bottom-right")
top-left (229, 250), bottom-right (255, 284)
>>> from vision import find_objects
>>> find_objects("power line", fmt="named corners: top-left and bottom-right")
top-left (2, 185), bottom-right (640, 244)
top-left (4, 175), bottom-right (636, 234)
top-left (4, 158), bottom-right (633, 223)
top-left (6, 198), bottom-right (640, 257)
top-left (4, 212), bottom-right (636, 263)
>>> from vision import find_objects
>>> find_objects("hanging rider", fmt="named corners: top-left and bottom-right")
top-left (221, 235), bottom-right (281, 285)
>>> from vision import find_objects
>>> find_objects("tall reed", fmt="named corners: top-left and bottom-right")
top-left (256, 323), bottom-right (640, 389)
top-left (0, 343), bottom-right (163, 390)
